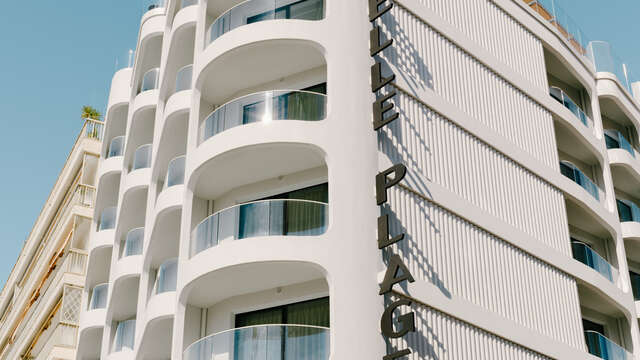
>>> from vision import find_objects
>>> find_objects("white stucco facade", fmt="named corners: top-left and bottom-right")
top-left (76, 0), bottom-right (640, 359)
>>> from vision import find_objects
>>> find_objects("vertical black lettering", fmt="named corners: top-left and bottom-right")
top-left (381, 299), bottom-right (416, 338)
top-left (373, 90), bottom-right (399, 130)
top-left (371, 62), bottom-right (396, 93)
top-left (379, 254), bottom-right (415, 294)
top-left (376, 164), bottom-right (407, 205)
top-left (383, 349), bottom-right (412, 360)
top-left (370, 26), bottom-right (393, 57)
top-left (369, 0), bottom-right (394, 22)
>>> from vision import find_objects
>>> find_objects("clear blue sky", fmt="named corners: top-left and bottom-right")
top-left (0, 1), bottom-right (637, 288)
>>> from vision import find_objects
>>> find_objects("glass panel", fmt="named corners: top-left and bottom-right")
top-left (585, 330), bottom-right (631, 360)
top-left (133, 144), bottom-right (153, 170)
top-left (617, 200), bottom-right (633, 222)
top-left (571, 241), bottom-right (614, 282)
top-left (115, 49), bottom-right (135, 71)
top-left (98, 207), bottom-right (117, 231)
top-left (108, 136), bottom-right (125, 158)
top-left (191, 199), bottom-right (328, 257)
top-left (181, 0), bottom-right (198, 8)
top-left (208, 0), bottom-right (324, 44)
top-left (605, 133), bottom-right (620, 150)
top-left (630, 272), bottom-right (640, 301)
top-left (526, 0), bottom-right (590, 61)
top-left (113, 320), bottom-right (136, 353)
top-left (548, 87), bottom-right (590, 128)
top-left (166, 156), bottom-right (186, 188)
top-left (236, 307), bottom-right (283, 327)
top-left (123, 228), bottom-right (144, 257)
top-left (184, 325), bottom-right (330, 360)
top-left (201, 90), bottom-right (327, 144)
top-left (155, 258), bottom-right (178, 294)
top-left (89, 283), bottom-right (109, 310)
top-left (559, 162), bottom-right (600, 201)
top-left (588, 41), bottom-right (635, 94)
top-left (175, 65), bottom-right (193, 93)
top-left (140, 67), bottom-right (160, 93)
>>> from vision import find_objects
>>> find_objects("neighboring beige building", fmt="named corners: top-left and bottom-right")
top-left (0, 119), bottom-right (103, 359)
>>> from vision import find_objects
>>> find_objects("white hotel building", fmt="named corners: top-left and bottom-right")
top-left (76, 0), bottom-right (640, 359)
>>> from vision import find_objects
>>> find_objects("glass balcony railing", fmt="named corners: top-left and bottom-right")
top-left (108, 136), bottom-right (125, 158)
top-left (154, 258), bottom-right (178, 294)
top-left (122, 228), bottom-right (144, 258)
top-left (549, 87), bottom-right (591, 128)
top-left (132, 144), bottom-right (153, 171)
top-left (191, 199), bottom-right (328, 257)
top-left (98, 207), bottom-right (117, 231)
top-left (559, 162), bottom-right (600, 201)
top-left (523, 0), bottom-right (590, 58)
top-left (139, 67), bottom-right (160, 94)
top-left (604, 130), bottom-right (635, 157)
top-left (571, 241), bottom-right (615, 283)
top-left (585, 331), bottom-right (631, 360)
top-left (165, 155), bottom-right (186, 189)
top-left (200, 90), bottom-right (327, 144)
top-left (89, 283), bottom-right (109, 310)
top-left (616, 199), bottom-right (640, 223)
top-left (143, 0), bottom-right (165, 13)
top-left (115, 49), bottom-right (135, 71)
top-left (184, 324), bottom-right (330, 360)
top-left (207, 0), bottom-right (324, 45)
top-left (175, 64), bottom-right (193, 93)
top-left (182, 0), bottom-right (198, 8)
top-left (113, 319), bottom-right (136, 353)
top-left (588, 41), bottom-right (636, 95)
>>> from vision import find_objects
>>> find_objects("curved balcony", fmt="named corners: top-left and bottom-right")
top-left (153, 258), bottom-right (178, 294)
top-left (175, 64), bottom-right (193, 93)
top-left (550, 86), bottom-right (592, 128)
top-left (184, 324), bottom-right (329, 360)
top-left (165, 155), bottom-right (185, 189)
top-left (585, 330), bottom-right (631, 360)
top-left (133, 144), bottom-right (153, 171)
top-left (199, 90), bottom-right (326, 145)
top-left (191, 199), bottom-right (327, 257)
top-left (560, 161), bottom-right (601, 201)
top-left (89, 283), bottom-right (109, 310)
top-left (181, 0), bottom-right (198, 7)
top-left (122, 228), bottom-right (144, 258)
top-left (139, 67), bottom-right (160, 94)
top-left (113, 319), bottom-right (136, 353)
top-left (207, 0), bottom-right (324, 46)
top-left (571, 241), bottom-right (617, 283)
top-left (605, 130), bottom-right (635, 157)
top-left (107, 136), bottom-right (125, 158)
top-left (98, 206), bottom-right (117, 231)
top-left (589, 41), bottom-right (635, 95)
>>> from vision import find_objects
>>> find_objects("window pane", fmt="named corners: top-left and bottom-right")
top-left (617, 200), bottom-right (633, 222)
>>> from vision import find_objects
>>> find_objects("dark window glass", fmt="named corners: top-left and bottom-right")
top-left (617, 200), bottom-right (633, 222)
top-left (630, 271), bottom-right (640, 300)
top-left (235, 297), bottom-right (329, 327)
top-left (247, 0), bottom-right (324, 24)
top-left (605, 133), bottom-right (620, 149)
top-left (560, 162), bottom-right (576, 181)
top-left (583, 318), bottom-right (605, 335)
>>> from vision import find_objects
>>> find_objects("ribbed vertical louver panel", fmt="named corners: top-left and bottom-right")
top-left (380, 6), bottom-right (558, 169)
top-left (401, 0), bottom-right (547, 90)
top-left (385, 186), bottom-right (585, 349)
top-left (388, 295), bottom-right (554, 359)
top-left (379, 90), bottom-right (571, 255)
